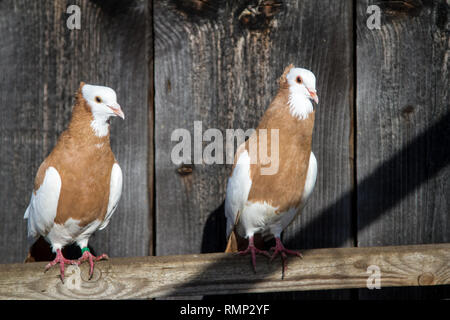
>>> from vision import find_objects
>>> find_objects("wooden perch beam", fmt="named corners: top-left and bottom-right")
top-left (0, 243), bottom-right (449, 299)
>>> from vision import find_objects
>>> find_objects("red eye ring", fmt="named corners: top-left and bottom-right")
top-left (296, 76), bottom-right (302, 84)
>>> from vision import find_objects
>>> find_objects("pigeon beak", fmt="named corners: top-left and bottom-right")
top-left (109, 104), bottom-right (125, 119)
top-left (308, 89), bottom-right (319, 104)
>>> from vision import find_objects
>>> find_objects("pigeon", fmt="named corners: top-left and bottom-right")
top-left (225, 64), bottom-right (318, 274)
top-left (24, 82), bottom-right (124, 281)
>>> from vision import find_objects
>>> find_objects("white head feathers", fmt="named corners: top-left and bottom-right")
top-left (285, 68), bottom-right (318, 120)
top-left (81, 84), bottom-right (124, 137)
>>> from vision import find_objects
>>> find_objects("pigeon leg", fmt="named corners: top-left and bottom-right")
top-left (44, 248), bottom-right (78, 282)
top-left (237, 236), bottom-right (270, 273)
top-left (270, 237), bottom-right (303, 274)
top-left (77, 247), bottom-right (108, 279)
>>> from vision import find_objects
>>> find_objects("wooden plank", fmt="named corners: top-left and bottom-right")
top-left (0, 0), bottom-right (152, 263)
top-left (0, 243), bottom-right (448, 299)
top-left (356, 0), bottom-right (450, 299)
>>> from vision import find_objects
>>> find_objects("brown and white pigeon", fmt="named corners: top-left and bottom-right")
top-left (225, 64), bottom-right (318, 274)
top-left (24, 82), bottom-right (124, 281)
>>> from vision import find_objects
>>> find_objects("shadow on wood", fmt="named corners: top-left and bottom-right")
top-left (201, 201), bottom-right (227, 253)
top-left (24, 237), bottom-right (97, 263)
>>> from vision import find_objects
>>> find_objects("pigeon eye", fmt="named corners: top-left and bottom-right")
top-left (296, 76), bottom-right (302, 84)
top-left (95, 96), bottom-right (102, 103)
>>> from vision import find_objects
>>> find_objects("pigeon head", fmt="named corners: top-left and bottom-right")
top-left (283, 67), bottom-right (318, 120)
top-left (77, 83), bottom-right (125, 137)
top-left (286, 68), bottom-right (318, 104)
top-left (81, 83), bottom-right (125, 121)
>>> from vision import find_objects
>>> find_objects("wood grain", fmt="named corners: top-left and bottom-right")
top-left (0, 0), bottom-right (152, 263)
top-left (356, 0), bottom-right (449, 299)
top-left (0, 243), bottom-right (448, 299)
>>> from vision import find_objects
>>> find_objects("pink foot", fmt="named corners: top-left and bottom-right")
top-left (237, 236), bottom-right (270, 273)
top-left (77, 248), bottom-right (108, 279)
top-left (44, 249), bottom-right (78, 282)
top-left (270, 237), bottom-right (303, 274)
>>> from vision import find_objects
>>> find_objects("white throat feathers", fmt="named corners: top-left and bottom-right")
top-left (288, 89), bottom-right (314, 120)
top-left (90, 113), bottom-right (111, 137)
top-left (285, 67), bottom-right (317, 121)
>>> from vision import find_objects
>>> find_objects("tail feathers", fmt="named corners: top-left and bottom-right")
top-left (225, 231), bottom-right (239, 253)
top-left (225, 209), bottom-right (245, 253)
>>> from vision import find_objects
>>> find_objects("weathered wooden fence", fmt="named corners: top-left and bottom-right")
top-left (0, 0), bottom-right (448, 299)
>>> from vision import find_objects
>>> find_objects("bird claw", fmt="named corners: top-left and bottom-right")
top-left (44, 249), bottom-right (78, 282)
top-left (270, 247), bottom-right (303, 261)
top-left (76, 251), bottom-right (109, 279)
top-left (269, 238), bottom-right (303, 277)
top-left (238, 245), bottom-right (270, 273)
top-left (77, 250), bottom-right (108, 279)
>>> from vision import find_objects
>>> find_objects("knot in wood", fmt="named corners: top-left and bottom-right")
top-left (353, 260), bottom-right (368, 270)
top-left (400, 105), bottom-right (415, 121)
top-left (379, 0), bottom-right (423, 18)
top-left (417, 272), bottom-right (435, 286)
top-left (81, 266), bottom-right (102, 282)
top-left (238, 0), bottom-right (283, 30)
top-left (177, 163), bottom-right (194, 176)
top-left (174, 0), bottom-right (221, 20)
